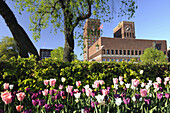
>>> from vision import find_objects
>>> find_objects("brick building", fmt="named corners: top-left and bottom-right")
top-left (83, 19), bottom-right (167, 62)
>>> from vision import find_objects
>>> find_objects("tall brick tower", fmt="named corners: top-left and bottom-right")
top-left (83, 19), bottom-right (100, 61)
top-left (113, 21), bottom-right (135, 39)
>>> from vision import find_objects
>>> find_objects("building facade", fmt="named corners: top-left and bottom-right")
top-left (83, 19), bottom-right (167, 62)
top-left (39, 49), bottom-right (53, 60)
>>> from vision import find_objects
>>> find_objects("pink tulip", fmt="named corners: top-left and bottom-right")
top-left (157, 93), bottom-right (163, 99)
top-left (164, 81), bottom-right (167, 85)
top-left (66, 85), bottom-right (73, 93)
top-left (132, 79), bottom-right (140, 87)
top-left (86, 89), bottom-right (92, 97)
top-left (153, 83), bottom-right (159, 89)
top-left (99, 80), bottom-right (105, 85)
top-left (119, 76), bottom-right (123, 81)
top-left (74, 89), bottom-right (79, 93)
top-left (76, 81), bottom-right (81, 87)
top-left (156, 77), bottom-right (162, 84)
top-left (16, 92), bottom-right (26, 101)
top-left (102, 89), bottom-right (109, 96)
top-left (165, 93), bottom-right (170, 99)
top-left (16, 105), bottom-right (23, 112)
top-left (1, 91), bottom-right (12, 104)
top-left (4, 83), bottom-right (9, 90)
top-left (42, 89), bottom-right (48, 96)
top-left (123, 98), bottom-right (130, 104)
top-left (44, 80), bottom-right (49, 86)
top-left (93, 81), bottom-right (100, 88)
top-left (49, 79), bottom-right (56, 86)
top-left (113, 78), bottom-right (118, 84)
top-left (140, 89), bottom-right (147, 97)
top-left (59, 85), bottom-right (63, 90)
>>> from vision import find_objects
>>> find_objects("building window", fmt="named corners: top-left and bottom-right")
top-left (127, 33), bottom-right (129, 37)
top-left (120, 59), bottom-right (123, 62)
top-left (164, 51), bottom-right (166, 55)
top-left (111, 59), bottom-right (114, 61)
top-left (103, 49), bottom-right (105, 54)
top-left (116, 59), bottom-right (119, 62)
top-left (124, 33), bottom-right (126, 37)
top-left (128, 50), bottom-right (130, 55)
top-left (119, 50), bottom-right (122, 55)
top-left (131, 50), bottom-right (134, 55)
top-left (139, 50), bottom-right (141, 55)
top-left (115, 50), bottom-right (118, 55)
top-left (107, 50), bottom-right (110, 54)
top-left (130, 33), bottom-right (131, 37)
top-left (123, 50), bottom-right (126, 55)
top-left (128, 59), bottom-right (130, 62)
top-left (103, 59), bottom-right (106, 61)
top-left (111, 50), bottom-right (114, 55)
top-left (107, 59), bottom-right (110, 61)
top-left (135, 50), bottom-right (138, 55)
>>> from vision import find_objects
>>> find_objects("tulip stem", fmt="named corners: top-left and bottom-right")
top-left (4, 104), bottom-right (6, 113)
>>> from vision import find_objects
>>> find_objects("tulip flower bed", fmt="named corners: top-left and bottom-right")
top-left (0, 75), bottom-right (170, 113)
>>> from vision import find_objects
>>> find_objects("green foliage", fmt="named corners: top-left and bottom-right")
top-left (51, 47), bottom-right (77, 61)
top-left (0, 56), bottom-right (170, 92)
top-left (140, 47), bottom-right (167, 64)
top-left (0, 36), bottom-right (18, 61)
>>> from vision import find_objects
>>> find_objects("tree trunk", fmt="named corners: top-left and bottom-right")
top-left (0, 0), bottom-right (40, 60)
top-left (63, 11), bottom-right (74, 62)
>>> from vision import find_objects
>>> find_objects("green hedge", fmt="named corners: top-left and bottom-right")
top-left (0, 56), bottom-right (170, 92)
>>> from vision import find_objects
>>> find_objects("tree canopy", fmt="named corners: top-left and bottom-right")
top-left (0, 36), bottom-right (18, 60)
top-left (51, 47), bottom-right (77, 61)
top-left (140, 47), bottom-right (167, 64)
top-left (13, 0), bottom-right (138, 62)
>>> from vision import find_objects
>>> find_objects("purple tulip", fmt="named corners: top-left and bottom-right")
top-left (159, 87), bottom-right (163, 92)
top-left (0, 109), bottom-right (4, 113)
top-left (84, 107), bottom-right (90, 113)
top-left (135, 94), bottom-right (141, 99)
top-left (39, 99), bottom-right (45, 106)
top-left (107, 87), bottom-right (111, 91)
top-left (55, 104), bottom-right (64, 111)
top-left (157, 93), bottom-right (163, 99)
top-left (49, 90), bottom-right (54, 95)
top-left (114, 94), bottom-right (120, 98)
top-left (55, 93), bottom-right (61, 100)
top-left (121, 92), bottom-right (126, 98)
top-left (165, 93), bottom-right (170, 99)
top-left (124, 88), bottom-right (127, 91)
top-left (31, 93), bottom-right (38, 100)
top-left (91, 102), bottom-right (95, 108)
top-left (32, 99), bottom-right (39, 106)
top-left (123, 98), bottom-right (130, 104)
top-left (60, 91), bottom-right (65, 96)
top-left (23, 109), bottom-right (32, 113)
top-left (26, 88), bottom-right (30, 92)
top-left (144, 98), bottom-right (151, 105)
top-left (44, 104), bottom-right (52, 112)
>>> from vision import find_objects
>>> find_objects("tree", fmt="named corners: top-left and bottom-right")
top-left (0, 0), bottom-right (40, 60)
top-left (51, 47), bottom-right (77, 61)
top-left (140, 47), bottom-right (167, 64)
top-left (0, 36), bottom-right (18, 60)
top-left (14, 0), bottom-right (138, 62)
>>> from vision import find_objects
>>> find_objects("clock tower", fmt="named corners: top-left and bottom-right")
top-left (113, 21), bottom-right (135, 39)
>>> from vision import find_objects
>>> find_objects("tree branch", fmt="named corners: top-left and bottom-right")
top-left (73, 0), bottom-right (91, 29)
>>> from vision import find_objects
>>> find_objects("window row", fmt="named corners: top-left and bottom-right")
top-left (103, 49), bottom-right (143, 55)
top-left (124, 32), bottom-right (135, 38)
top-left (102, 59), bottom-right (141, 62)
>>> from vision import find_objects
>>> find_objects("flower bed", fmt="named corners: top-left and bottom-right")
top-left (0, 75), bottom-right (170, 113)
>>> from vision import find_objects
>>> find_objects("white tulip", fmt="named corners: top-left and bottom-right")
top-left (145, 84), bottom-right (150, 90)
top-left (140, 70), bottom-right (144, 74)
top-left (74, 92), bottom-right (81, 99)
top-left (139, 97), bottom-right (142, 101)
top-left (61, 77), bottom-right (66, 83)
top-left (120, 81), bottom-right (124, 85)
top-left (9, 84), bottom-right (14, 90)
top-left (84, 85), bottom-right (90, 90)
top-left (95, 94), bottom-right (105, 104)
top-left (132, 96), bottom-right (136, 102)
top-left (131, 85), bottom-right (135, 90)
top-left (125, 83), bottom-right (130, 88)
top-left (114, 84), bottom-right (118, 90)
top-left (115, 98), bottom-right (122, 106)
top-left (81, 109), bottom-right (84, 113)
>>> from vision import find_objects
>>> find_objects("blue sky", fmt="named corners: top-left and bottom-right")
top-left (0, 0), bottom-right (170, 60)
